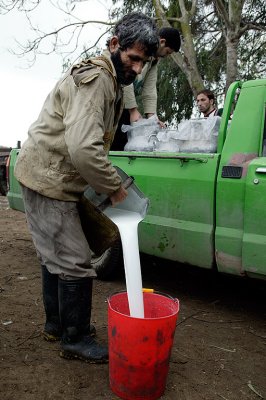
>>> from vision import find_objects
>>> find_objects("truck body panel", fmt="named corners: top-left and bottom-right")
top-left (242, 159), bottom-right (266, 276)
top-left (215, 80), bottom-right (266, 278)
top-left (109, 152), bottom-right (220, 269)
top-left (6, 78), bottom-right (266, 280)
top-left (7, 149), bottom-right (24, 212)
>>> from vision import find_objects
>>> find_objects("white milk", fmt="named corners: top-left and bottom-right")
top-left (105, 208), bottom-right (144, 318)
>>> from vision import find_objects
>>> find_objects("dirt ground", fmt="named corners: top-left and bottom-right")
top-left (0, 194), bottom-right (266, 400)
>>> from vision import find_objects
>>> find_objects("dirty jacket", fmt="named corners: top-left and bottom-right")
top-left (123, 58), bottom-right (158, 115)
top-left (15, 50), bottom-right (124, 201)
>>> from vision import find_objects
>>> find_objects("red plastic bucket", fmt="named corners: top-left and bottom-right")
top-left (108, 291), bottom-right (180, 400)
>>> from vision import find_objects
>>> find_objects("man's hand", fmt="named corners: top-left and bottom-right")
top-left (146, 113), bottom-right (166, 128)
top-left (110, 186), bottom-right (128, 207)
top-left (129, 108), bottom-right (142, 123)
top-left (157, 120), bottom-right (166, 128)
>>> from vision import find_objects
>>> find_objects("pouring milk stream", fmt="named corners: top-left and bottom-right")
top-left (84, 166), bottom-right (148, 318)
top-left (104, 207), bottom-right (145, 318)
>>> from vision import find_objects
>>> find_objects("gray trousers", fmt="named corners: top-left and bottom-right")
top-left (21, 185), bottom-right (97, 279)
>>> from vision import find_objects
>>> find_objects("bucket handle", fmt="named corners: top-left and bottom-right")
top-left (143, 288), bottom-right (179, 310)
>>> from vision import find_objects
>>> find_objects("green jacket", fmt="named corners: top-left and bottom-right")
top-left (15, 50), bottom-right (124, 201)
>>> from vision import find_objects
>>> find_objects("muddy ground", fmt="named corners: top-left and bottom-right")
top-left (0, 194), bottom-right (265, 400)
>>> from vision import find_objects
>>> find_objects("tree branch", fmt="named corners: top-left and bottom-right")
top-left (11, 19), bottom-right (114, 56)
top-left (153, 0), bottom-right (182, 24)
top-left (239, 22), bottom-right (266, 35)
top-left (0, 0), bottom-right (40, 13)
top-left (213, 0), bottom-right (230, 28)
top-left (190, 0), bottom-right (197, 17)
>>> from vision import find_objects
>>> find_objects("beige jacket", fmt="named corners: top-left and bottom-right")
top-left (123, 58), bottom-right (158, 115)
top-left (15, 51), bottom-right (124, 201)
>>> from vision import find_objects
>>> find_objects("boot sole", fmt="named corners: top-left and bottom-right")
top-left (59, 350), bottom-right (108, 364)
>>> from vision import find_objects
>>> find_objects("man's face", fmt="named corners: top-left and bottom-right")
top-left (196, 94), bottom-right (214, 114)
top-left (111, 43), bottom-right (148, 85)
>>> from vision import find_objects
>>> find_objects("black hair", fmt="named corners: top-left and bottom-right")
top-left (159, 27), bottom-right (181, 52)
top-left (110, 12), bottom-right (159, 57)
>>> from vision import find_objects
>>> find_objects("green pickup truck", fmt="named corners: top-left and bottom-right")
top-left (7, 79), bottom-right (266, 280)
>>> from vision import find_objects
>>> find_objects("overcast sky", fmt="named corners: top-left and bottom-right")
top-left (0, 0), bottom-right (114, 148)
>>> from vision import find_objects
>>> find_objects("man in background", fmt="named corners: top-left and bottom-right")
top-left (197, 89), bottom-right (222, 117)
top-left (111, 27), bottom-right (181, 150)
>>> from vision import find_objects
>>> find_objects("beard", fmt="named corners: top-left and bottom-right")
top-left (111, 49), bottom-right (137, 86)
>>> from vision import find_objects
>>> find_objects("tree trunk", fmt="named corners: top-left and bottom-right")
top-left (215, 0), bottom-right (245, 91)
top-left (171, 51), bottom-right (204, 98)
top-left (225, 35), bottom-right (239, 92)
top-left (226, 0), bottom-right (245, 90)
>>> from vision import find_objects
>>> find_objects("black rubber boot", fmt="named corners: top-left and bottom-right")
top-left (58, 277), bottom-right (108, 363)
top-left (42, 265), bottom-right (61, 341)
top-left (42, 266), bottom-right (96, 341)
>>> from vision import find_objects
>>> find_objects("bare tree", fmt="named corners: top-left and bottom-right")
top-left (1, 0), bottom-right (265, 121)
top-left (0, 0), bottom-right (115, 67)
top-left (212, 0), bottom-right (265, 90)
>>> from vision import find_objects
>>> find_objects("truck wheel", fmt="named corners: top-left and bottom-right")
top-left (91, 239), bottom-right (123, 280)
top-left (0, 167), bottom-right (7, 195)
top-left (0, 180), bottom-right (6, 196)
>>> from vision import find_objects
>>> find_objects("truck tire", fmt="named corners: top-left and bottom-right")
top-left (0, 167), bottom-right (7, 195)
top-left (91, 239), bottom-right (123, 280)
